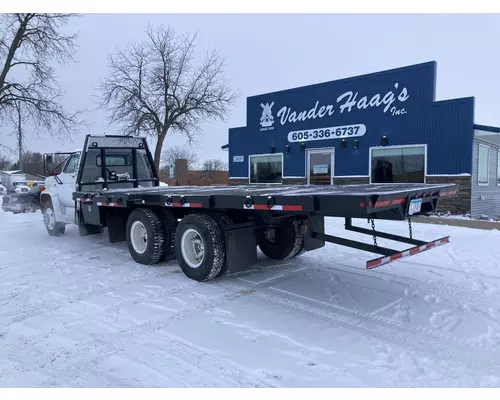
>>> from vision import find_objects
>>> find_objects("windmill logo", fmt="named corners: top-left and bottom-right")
top-left (260, 102), bottom-right (275, 129)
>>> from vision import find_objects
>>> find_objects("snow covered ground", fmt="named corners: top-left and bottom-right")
top-left (1, 206), bottom-right (500, 387)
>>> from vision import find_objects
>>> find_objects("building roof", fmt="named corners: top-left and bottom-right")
top-left (474, 124), bottom-right (500, 142)
top-left (0, 170), bottom-right (46, 179)
top-left (474, 124), bottom-right (500, 134)
top-left (25, 172), bottom-right (47, 179)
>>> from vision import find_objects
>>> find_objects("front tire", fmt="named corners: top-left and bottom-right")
top-left (126, 208), bottom-right (165, 265)
top-left (43, 200), bottom-right (66, 236)
top-left (175, 214), bottom-right (226, 282)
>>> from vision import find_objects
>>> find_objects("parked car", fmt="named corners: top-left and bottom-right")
top-left (1, 183), bottom-right (45, 214)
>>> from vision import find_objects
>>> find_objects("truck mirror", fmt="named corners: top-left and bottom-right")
top-left (45, 154), bottom-right (53, 174)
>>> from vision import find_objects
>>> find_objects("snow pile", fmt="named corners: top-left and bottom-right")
top-left (1, 212), bottom-right (500, 387)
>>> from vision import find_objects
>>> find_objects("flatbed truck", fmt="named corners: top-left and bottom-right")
top-left (40, 135), bottom-right (459, 282)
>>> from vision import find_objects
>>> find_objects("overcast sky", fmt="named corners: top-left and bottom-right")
top-left (1, 13), bottom-right (500, 163)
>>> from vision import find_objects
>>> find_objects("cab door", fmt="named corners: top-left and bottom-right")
top-left (58, 152), bottom-right (80, 208)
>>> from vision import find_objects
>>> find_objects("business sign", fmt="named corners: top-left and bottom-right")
top-left (288, 124), bottom-right (366, 143)
top-left (259, 83), bottom-right (410, 133)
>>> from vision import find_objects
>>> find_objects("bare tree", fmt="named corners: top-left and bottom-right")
top-left (202, 158), bottom-right (227, 172)
top-left (0, 153), bottom-right (11, 170)
top-left (20, 150), bottom-right (45, 176)
top-left (201, 157), bottom-right (227, 183)
top-left (6, 100), bottom-right (26, 168)
top-left (0, 13), bottom-right (84, 137)
top-left (160, 144), bottom-right (199, 170)
top-left (97, 23), bottom-right (240, 170)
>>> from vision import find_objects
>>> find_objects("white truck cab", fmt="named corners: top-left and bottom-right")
top-left (41, 151), bottom-right (82, 234)
top-left (40, 143), bottom-right (159, 236)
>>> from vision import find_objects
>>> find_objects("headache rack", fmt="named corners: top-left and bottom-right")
top-left (75, 134), bottom-right (160, 191)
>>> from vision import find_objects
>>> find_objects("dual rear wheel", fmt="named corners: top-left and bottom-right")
top-left (126, 208), bottom-right (225, 282)
top-left (125, 207), bottom-right (305, 282)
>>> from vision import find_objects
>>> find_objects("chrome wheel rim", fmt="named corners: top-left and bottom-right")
top-left (181, 228), bottom-right (205, 268)
top-left (44, 208), bottom-right (55, 230)
top-left (130, 220), bottom-right (148, 254)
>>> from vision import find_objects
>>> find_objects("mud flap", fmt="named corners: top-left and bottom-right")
top-left (225, 227), bottom-right (258, 274)
top-left (303, 215), bottom-right (326, 251)
top-left (106, 209), bottom-right (128, 243)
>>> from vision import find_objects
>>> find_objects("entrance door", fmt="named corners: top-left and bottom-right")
top-left (307, 149), bottom-right (334, 185)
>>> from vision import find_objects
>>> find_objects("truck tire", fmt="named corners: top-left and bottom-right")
top-left (43, 200), bottom-right (66, 236)
top-left (211, 213), bottom-right (233, 278)
top-left (126, 208), bottom-right (165, 265)
top-left (175, 214), bottom-right (225, 282)
top-left (295, 241), bottom-right (306, 257)
top-left (258, 220), bottom-right (304, 261)
top-left (22, 201), bottom-right (38, 213)
top-left (158, 210), bottom-right (177, 263)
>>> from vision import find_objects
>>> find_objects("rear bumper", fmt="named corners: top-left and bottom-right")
top-left (366, 236), bottom-right (450, 269)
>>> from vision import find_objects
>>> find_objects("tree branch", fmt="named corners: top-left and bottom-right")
top-left (96, 23), bottom-right (240, 169)
top-left (0, 13), bottom-right (84, 138)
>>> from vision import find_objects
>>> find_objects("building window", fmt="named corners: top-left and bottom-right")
top-left (478, 144), bottom-right (489, 185)
top-left (249, 154), bottom-right (283, 184)
top-left (497, 149), bottom-right (500, 186)
top-left (370, 145), bottom-right (426, 184)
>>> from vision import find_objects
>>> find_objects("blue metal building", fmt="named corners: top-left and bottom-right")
top-left (223, 61), bottom-right (500, 219)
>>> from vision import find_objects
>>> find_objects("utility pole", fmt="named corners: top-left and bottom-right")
top-left (16, 102), bottom-right (23, 170)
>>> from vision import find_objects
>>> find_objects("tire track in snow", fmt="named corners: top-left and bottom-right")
top-left (0, 259), bottom-right (299, 331)
top-left (217, 278), bottom-right (500, 376)
top-left (0, 268), bottom-right (196, 330)
top-left (228, 259), bottom-right (500, 363)
top-left (1, 264), bottom-right (307, 387)
top-left (318, 261), bottom-right (500, 321)
top-left (125, 332), bottom-right (273, 388)
top-left (0, 243), bottom-right (127, 278)
top-left (320, 236), bottom-right (500, 295)
top-left (321, 262), bottom-right (500, 304)
top-left (317, 255), bottom-right (500, 301)
top-left (275, 267), bottom-right (500, 355)
top-left (45, 267), bottom-right (306, 387)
